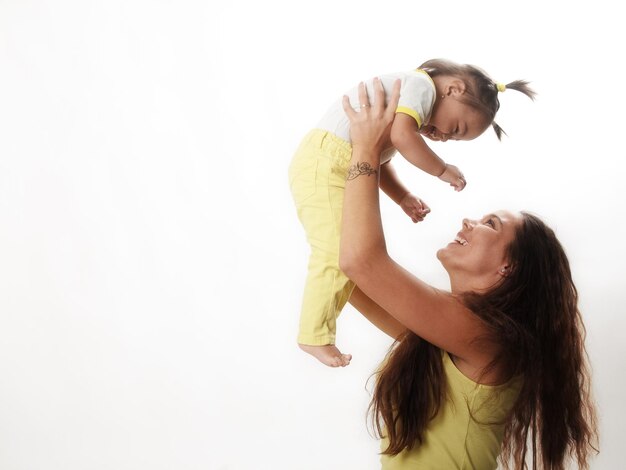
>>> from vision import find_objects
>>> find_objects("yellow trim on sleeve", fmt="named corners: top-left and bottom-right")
top-left (396, 106), bottom-right (422, 128)
top-left (415, 68), bottom-right (436, 87)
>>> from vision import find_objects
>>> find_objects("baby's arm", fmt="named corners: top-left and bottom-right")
top-left (391, 113), bottom-right (466, 191)
top-left (379, 160), bottom-right (409, 204)
top-left (380, 161), bottom-right (430, 223)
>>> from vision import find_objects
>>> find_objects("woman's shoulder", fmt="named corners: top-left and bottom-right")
top-left (444, 350), bottom-right (520, 390)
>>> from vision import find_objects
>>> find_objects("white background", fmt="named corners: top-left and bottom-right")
top-left (0, 1), bottom-right (624, 469)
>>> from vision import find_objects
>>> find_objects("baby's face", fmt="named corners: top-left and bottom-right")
top-left (421, 98), bottom-right (488, 142)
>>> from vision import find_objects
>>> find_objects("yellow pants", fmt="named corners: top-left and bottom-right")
top-left (289, 129), bottom-right (355, 346)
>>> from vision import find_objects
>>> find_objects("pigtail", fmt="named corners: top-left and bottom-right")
top-left (491, 80), bottom-right (536, 140)
top-left (491, 122), bottom-right (507, 141)
top-left (503, 80), bottom-right (537, 101)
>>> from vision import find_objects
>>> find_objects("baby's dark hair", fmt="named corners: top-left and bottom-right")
top-left (419, 58), bottom-right (536, 140)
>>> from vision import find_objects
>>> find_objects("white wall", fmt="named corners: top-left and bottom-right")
top-left (0, 1), bottom-right (622, 468)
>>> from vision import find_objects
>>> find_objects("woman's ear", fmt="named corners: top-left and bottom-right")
top-left (498, 265), bottom-right (510, 277)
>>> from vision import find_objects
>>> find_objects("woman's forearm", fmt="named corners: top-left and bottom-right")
top-left (336, 79), bottom-right (491, 360)
top-left (349, 286), bottom-right (407, 339)
top-left (339, 79), bottom-right (399, 277)
top-left (339, 140), bottom-right (388, 276)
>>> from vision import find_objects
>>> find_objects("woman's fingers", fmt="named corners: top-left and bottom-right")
top-left (372, 78), bottom-right (400, 120)
top-left (342, 94), bottom-right (356, 118)
top-left (343, 78), bottom-right (401, 120)
top-left (374, 77), bottom-right (385, 111)
top-left (357, 81), bottom-right (370, 110)
top-left (386, 79), bottom-right (401, 119)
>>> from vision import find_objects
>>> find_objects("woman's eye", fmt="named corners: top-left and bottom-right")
top-left (485, 219), bottom-right (495, 227)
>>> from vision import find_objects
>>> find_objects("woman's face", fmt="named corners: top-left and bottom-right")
top-left (437, 210), bottom-right (522, 292)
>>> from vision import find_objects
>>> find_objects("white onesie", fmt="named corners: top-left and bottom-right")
top-left (317, 69), bottom-right (437, 143)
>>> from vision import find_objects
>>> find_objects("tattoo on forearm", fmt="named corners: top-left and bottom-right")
top-left (347, 162), bottom-right (378, 180)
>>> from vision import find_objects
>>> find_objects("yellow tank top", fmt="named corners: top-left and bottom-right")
top-left (380, 351), bottom-right (522, 470)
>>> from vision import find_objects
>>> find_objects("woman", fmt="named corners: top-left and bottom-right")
top-left (339, 79), bottom-right (598, 469)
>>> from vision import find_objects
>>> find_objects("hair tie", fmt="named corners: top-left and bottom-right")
top-left (496, 82), bottom-right (506, 93)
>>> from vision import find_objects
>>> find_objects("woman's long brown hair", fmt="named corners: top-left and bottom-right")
top-left (369, 213), bottom-right (598, 469)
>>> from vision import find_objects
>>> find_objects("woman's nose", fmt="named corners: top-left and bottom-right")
top-left (462, 218), bottom-right (475, 230)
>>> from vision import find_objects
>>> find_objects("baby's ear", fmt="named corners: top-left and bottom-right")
top-left (447, 78), bottom-right (467, 97)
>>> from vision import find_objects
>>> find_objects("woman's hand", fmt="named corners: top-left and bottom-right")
top-left (342, 78), bottom-right (401, 157)
top-left (340, 78), bottom-right (399, 277)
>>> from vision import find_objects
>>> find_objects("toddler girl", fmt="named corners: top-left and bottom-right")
top-left (289, 58), bottom-right (535, 367)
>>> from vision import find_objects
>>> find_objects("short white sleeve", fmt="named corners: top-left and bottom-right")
top-left (395, 70), bottom-right (436, 129)
top-left (316, 70), bottom-right (437, 142)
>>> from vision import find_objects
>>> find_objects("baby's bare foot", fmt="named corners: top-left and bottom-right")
top-left (298, 344), bottom-right (352, 367)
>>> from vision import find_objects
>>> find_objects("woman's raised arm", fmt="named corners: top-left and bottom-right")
top-left (339, 79), bottom-right (493, 363)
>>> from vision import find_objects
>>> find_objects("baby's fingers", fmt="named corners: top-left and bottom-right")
top-left (456, 177), bottom-right (467, 192)
top-left (416, 198), bottom-right (430, 213)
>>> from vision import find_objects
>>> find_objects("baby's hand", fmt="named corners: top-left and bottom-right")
top-left (400, 193), bottom-right (431, 223)
top-left (438, 164), bottom-right (467, 192)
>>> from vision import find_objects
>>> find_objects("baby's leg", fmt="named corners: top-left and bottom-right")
top-left (289, 130), bottom-right (353, 367)
top-left (297, 245), bottom-right (354, 367)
